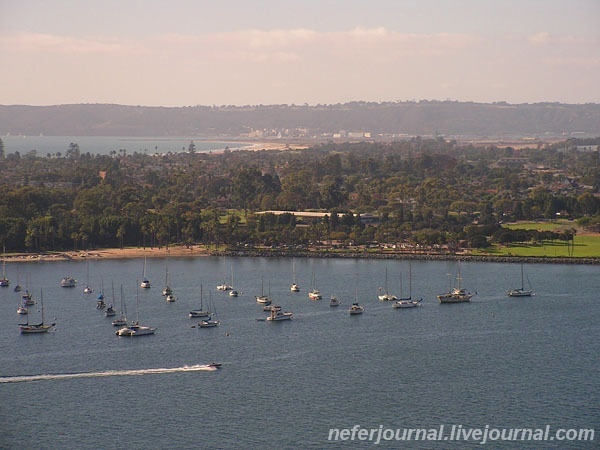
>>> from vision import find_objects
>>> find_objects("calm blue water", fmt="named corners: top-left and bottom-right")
top-left (0, 257), bottom-right (598, 449)
top-left (1, 135), bottom-right (248, 156)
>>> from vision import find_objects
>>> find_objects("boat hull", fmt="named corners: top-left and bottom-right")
top-left (20, 324), bottom-right (53, 333)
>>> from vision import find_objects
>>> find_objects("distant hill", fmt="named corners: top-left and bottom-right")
top-left (1, 101), bottom-right (599, 138)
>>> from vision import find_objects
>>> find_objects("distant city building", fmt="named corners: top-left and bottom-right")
top-left (576, 145), bottom-right (599, 152)
top-left (496, 157), bottom-right (529, 167)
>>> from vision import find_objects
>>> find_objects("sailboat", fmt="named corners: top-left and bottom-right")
top-left (163, 264), bottom-right (177, 302)
top-left (508, 263), bottom-right (534, 297)
top-left (0, 246), bottom-right (9, 287)
top-left (83, 259), bottom-right (93, 294)
top-left (19, 288), bottom-right (55, 333)
top-left (349, 283), bottom-right (364, 315)
top-left (393, 263), bottom-right (422, 308)
top-left (162, 264), bottom-right (172, 296)
top-left (17, 291), bottom-right (29, 314)
top-left (228, 266), bottom-right (238, 297)
top-left (378, 267), bottom-right (396, 301)
top-left (22, 275), bottom-right (35, 305)
top-left (198, 296), bottom-right (220, 327)
top-left (13, 266), bottom-right (21, 292)
top-left (216, 267), bottom-right (232, 291)
top-left (112, 285), bottom-right (128, 326)
top-left (437, 262), bottom-right (473, 303)
top-left (290, 259), bottom-right (300, 292)
top-left (308, 267), bottom-right (321, 300)
top-left (189, 284), bottom-right (211, 318)
top-left (255, 277), bottom-right (271, 304)
top-left (104, 282), bottom-right (117, 317)
top-left (60, 276), bottom-right (77, 287)
top-left (140, 255), bottom-right (151, 289)
top-left (115, 283), bottom-right (156, 336)
top-left (329, 295), bottom-right (341, 307)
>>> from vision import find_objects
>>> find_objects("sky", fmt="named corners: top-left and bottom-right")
top-left (1, 0), bottom-right (598, 107)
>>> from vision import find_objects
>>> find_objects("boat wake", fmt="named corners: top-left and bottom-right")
top-left (0, 364), bottom-right (218, 383)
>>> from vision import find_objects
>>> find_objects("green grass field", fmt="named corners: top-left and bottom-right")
top-left (474, 221), bottom-right (600, 258)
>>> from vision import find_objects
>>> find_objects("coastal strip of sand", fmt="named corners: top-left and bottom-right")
top-left (2, 245), bottom-right (210, 262)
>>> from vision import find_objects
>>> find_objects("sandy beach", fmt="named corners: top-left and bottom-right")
top-left (2, 245), bottom-right (211, 263)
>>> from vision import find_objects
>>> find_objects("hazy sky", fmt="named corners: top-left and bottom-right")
top-left (1, 0), bottom-right (598, 106)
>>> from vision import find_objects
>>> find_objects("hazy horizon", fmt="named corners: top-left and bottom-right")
top-left (1, 0), bottom-right (599, 107)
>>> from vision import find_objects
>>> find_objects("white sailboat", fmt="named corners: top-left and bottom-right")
top-left (290, 259), bottom-right (300, 292)
top-left (115, 283), bottom-right (156, 336)
top-left (199, 297), bottom-right (220, 327)
top-left (393, 263), bottom-right (422, 308)
top-left (228, 266), bottom-right (238, 297)
top-left (19, 288), bottom-right (55, 333)
top-left (163, 264), bottom-right (177, 302)
top-left (255, 277), bottom-right (271, 304)
top-left (0, 246), bottom-right (9, 287)
top-left (112, 285), bottom-right (128, 326)
top-left (162, 264), bottom-right (172, 296)
top-left (22, 274), bottom-right (35, 306)
top-left (349, 282), bottom-right (364, 315)
top-left (216, 266), bottom-right (232, 291)
top-left (104, 282), bottom-right (117, 317)
top-left (508, 263), bottom-right (534, 297)
top-left (83, 259), bottom-right (93, 294)
top-left (189, 284), bottom-right (211, 318)
top-left (140, 255), bottom-right (151, 289)
top-left (378, 267), bottom-right (397, 301)
top-left (308, 268), bottom-right (321, 300)
top-left (437, 262), bottom-right (473, 303)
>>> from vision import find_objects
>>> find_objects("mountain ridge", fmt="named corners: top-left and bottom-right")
top-left (1, 101), bottom-right (599, 138)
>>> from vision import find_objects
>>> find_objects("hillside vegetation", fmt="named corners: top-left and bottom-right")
top-left (1, 136), bottom-right (600, 257)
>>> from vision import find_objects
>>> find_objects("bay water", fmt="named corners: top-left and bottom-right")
top-left (0, 257), bottom-right (598, 448)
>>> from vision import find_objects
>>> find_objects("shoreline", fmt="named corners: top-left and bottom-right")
top-left (2, 245), bottom-right (599, 265)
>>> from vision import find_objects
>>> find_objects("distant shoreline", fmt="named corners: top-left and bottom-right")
top-left (2, 245), bottom-right (599, 265)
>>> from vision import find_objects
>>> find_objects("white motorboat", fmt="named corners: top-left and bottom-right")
top-left (60, 276), bottom-right (77, 288)
top-left (116, 322), bottom-right (156, 336)
top-left (199, 318), bottom-right (220, 327)
top-left (266, 308), bottom-right (293, 321)
top-left (329, 295), bottom-right (341, 307)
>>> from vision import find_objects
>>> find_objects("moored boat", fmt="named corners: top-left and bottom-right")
top-left (349, 302), bottom-right (365, 315)
top-left (60, 276), bottom-right (77, 288)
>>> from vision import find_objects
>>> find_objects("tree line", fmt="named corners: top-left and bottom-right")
top-left (0, 137), bottom-right (599, 253)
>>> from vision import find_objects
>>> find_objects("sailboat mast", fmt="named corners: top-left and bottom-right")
top-left (40, 288), bottom-right (45, 323)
